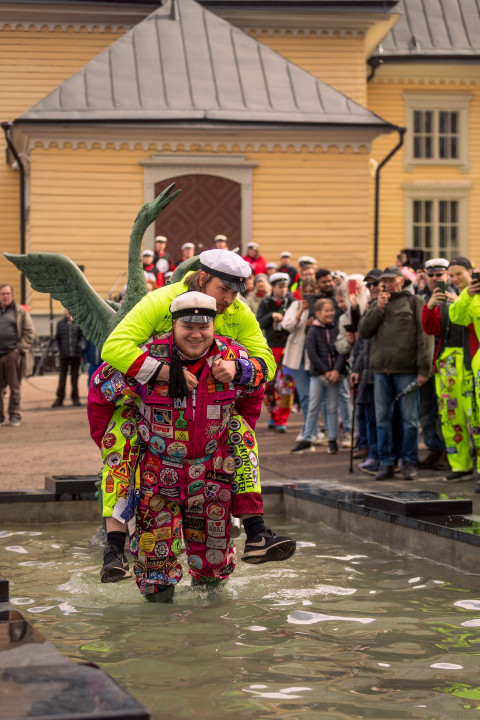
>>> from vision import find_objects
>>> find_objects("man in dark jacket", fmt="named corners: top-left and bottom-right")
top-left (358, 266), bottom-right (433, 481)
top-left (52, 309), bottom-right (85, 407)
top-left (350, 269), bottom-right (382, 474)
top-left (257, 272), bottom-right (294, 432)
top-left (0, 283), bottom-right (35, 427)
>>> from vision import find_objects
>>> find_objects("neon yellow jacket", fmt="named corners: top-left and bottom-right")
top-left (101, 275), bottom-right (276, 383)
top-left (448, 287), bottom-right (480, 328)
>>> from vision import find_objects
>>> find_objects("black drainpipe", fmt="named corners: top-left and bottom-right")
top-left (1, 121), bottom-right (26, 305)
top-left (367, 56), bottom-right (383, 82)
top-left (374, 126), bottom-right (406, 268)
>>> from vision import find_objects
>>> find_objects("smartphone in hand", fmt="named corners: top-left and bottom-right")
top-left (435, 279), bottom-right (446, 297)
top-left (472, 272), bottom-right (480, 293)
top-left (347, 279), bottom-right (357, 295)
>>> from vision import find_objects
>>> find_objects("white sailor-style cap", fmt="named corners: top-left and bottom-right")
top-left (269, 272), bottom-right (290, 285)
top-left (199, 249), bottom-right (251, 293)
top-left (142, 249), bottom-right (154, 257)
top-left (247, 242), bottom-right (260, 250)
top-left (214, 234), bottom-right (228, 242)
top-left (171, 291), bottom-right (217, 323)
top-left (266, 262), bottom-right (278, 270)
top-left (298, 255), bottom-right (317, 266)
top-left (154, 235), bottom-right (167, 243)
top-left (425, 257), bottom-right (449, 272)
top-left (280, 251), bottom-right (291, 258)
top-left (181, 242), bottom-right (195, 251)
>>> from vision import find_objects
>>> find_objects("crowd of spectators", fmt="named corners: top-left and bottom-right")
top-left (238, 248), bottom-right (480, 485)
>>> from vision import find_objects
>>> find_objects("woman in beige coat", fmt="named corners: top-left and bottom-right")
top-left (280, 278), bottom-right (316, 440)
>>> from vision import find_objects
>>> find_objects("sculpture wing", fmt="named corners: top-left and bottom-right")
top-left (4, 252), bottom-right (115, 348)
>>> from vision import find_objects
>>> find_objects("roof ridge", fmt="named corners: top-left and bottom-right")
top-left (17, 0), bottom-right (391, 128)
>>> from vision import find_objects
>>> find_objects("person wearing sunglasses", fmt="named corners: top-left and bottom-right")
top-left (416, 259), bottom-right (452, 472)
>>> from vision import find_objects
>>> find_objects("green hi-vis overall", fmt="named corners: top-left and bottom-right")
top-left (435, 347), bottom-right (480, 472)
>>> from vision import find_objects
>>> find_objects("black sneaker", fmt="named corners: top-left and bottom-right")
top-left (241, 528), bottom-right (296, 565)
top-left (51, 399), bottom-right (63, 408)
top-left (328, 440), bottom-right (339, 454)
top-left (402, 462), bottom-right (418, 480)
top-left (291, 440), bottom-right (314, 454)
top-left (375, 464), bottom-right (395, 481)
top-left (100, 545), bottom-right (131, 583)
top-left (443, 470), bottom-right (475, 483)
top-left (144, 586), bottom-right (175, 602)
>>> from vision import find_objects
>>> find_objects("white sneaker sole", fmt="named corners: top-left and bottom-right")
top-left (242, 539), bottom-right (297, 565)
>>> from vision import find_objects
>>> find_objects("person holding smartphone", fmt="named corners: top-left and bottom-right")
top-left (358, 266), bottom-right (434, 481)
top-left (443, 256), bottom-right (480, 482)
top-left (416, 259), bottom-right (452, 471)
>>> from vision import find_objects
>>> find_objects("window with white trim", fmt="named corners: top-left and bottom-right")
top-left (404, 94), bottom-right (471, 171)
top-left (403, 184), bottom-right (471, 261)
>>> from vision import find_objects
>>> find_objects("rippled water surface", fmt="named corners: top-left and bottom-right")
top-left (2, 519), bottom-right (480, 720)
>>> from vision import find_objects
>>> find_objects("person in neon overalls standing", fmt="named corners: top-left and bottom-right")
top-left (441, 256), bottom-right (480, 482)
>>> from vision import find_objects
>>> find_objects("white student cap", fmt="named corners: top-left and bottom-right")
top-left (425, 258), bottom-right (449, 272)
top-left (154, 235), bottom-right (167, 244)
top-left (181, 242), bottom-right (195, 251)
top-left (298, 255), bottom-right (317, 265)
top-left (199, 249), bottom-right (251, 293)
top-left (269, 272), bottom-right (290, 285)
top-left (280, 251), bottom-right (291, 258)
top-left (171, 292), bottom-right (217, 323)
top-left (266, 262), bottom-right (278, 270)
top-left (142, 249), bottom-right (154, 257)
top-left (247, 242), bottom-right (259, 250)
top-left (214, 234), bottom-right (228, 242)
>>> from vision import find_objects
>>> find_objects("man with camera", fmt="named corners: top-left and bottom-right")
top-left (358, 266), bottom-right (434, 481)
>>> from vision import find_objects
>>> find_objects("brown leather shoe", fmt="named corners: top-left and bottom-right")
top-left (418, 449), bottom-right (443, 469)
top-left (353, 447), bottom-right (368, 459)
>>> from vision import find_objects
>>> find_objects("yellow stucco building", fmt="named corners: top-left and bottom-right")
top-left (1, 0), bottom-right (479, 328)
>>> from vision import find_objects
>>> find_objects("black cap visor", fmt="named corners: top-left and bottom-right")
top-left (200, 262), bottom-right (247, 293)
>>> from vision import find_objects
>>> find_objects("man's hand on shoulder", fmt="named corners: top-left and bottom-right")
top-left (212, 358), bottom-right (236, 383)
top-left (183, 369), bottom-right (198, 391)
top-left (157, 364), bottom-right (170, 382)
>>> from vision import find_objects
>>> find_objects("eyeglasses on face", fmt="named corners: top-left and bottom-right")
top-left (427, 272), bottom-right (446, 278)
top-left (365, 281), bottom-right (379, 288)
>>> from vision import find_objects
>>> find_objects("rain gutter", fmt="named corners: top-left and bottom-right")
top-left (1, 121), bottom-right (26, 305)
top-left (374, 126), bottom-right (406, 268)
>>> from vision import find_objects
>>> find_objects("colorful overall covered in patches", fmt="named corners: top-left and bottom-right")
top-left (422, 302), bottom-right (479, 472)
top-left (88, 333), bottom-right (263, 598)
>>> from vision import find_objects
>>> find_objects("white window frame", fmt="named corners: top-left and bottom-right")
top-left (403, 93), bottom-right (472, 172)
top-left (403, 183), bottom-right (471, 260)
top-left (140, 154), bottom-right (257, 252)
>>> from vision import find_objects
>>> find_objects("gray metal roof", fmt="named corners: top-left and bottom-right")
top-left (378, 0), bottom-right (480, 58)
top-left (17, 0), bottom-right (391, 128)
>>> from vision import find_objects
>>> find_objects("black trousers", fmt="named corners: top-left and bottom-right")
top-left (56, 357), bottom-right (81, 402)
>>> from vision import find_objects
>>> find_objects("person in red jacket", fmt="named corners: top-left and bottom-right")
top-left (142, 250), bottom-right (164, 288)
top-left (421, 256), bottom-right (479, 482)
top-left (243, 242), bottom-right (268, 276)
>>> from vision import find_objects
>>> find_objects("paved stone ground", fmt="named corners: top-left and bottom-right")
top-left (3, 373), bottom-right (480, 514)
